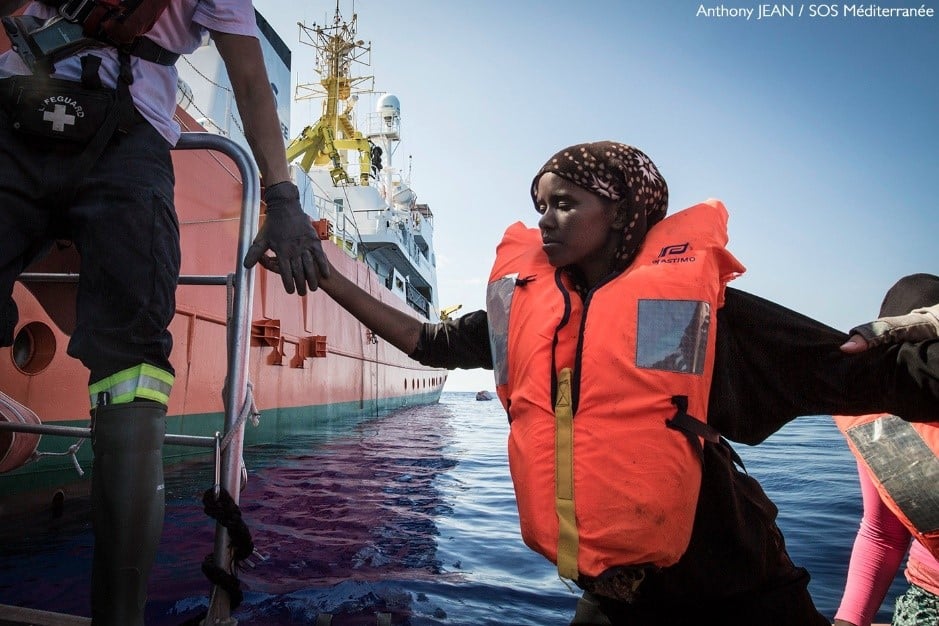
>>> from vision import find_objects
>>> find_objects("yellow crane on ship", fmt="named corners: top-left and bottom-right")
top-left (285, 8), bottom-right (374, 186)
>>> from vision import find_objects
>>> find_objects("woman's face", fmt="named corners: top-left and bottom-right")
top-left (535, 172), bottom-right (621, 287)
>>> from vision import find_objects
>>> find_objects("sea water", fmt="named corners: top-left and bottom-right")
top-left (0, 392), bottom-right (907, 624)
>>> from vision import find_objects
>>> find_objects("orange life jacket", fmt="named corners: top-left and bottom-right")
top-left (485, 199), bottom-right (745, 581)
top-left (834, 413), bottom-right (939, 559)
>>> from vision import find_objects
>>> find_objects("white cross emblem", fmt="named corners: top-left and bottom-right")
top-left (43, 104), bottom-right (76, 132)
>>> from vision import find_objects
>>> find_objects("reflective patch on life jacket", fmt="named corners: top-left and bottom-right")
top-left (486, 273), bottom-right (518, 387)
top-left (846, 415), bottom-right (939, 534)
top-left (636, 299), bottom-right (711, 375)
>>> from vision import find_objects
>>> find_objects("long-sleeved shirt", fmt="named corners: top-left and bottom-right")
top-left (412, 287), bottom-right (939, 444)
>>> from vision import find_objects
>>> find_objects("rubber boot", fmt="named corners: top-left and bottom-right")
top-left (90, 400), bottom-right (166, 626)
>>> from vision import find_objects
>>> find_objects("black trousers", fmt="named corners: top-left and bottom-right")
top-left (0, 103), bottom-right (179, 385)
top-left (570, 569), bottom-right (830, 625)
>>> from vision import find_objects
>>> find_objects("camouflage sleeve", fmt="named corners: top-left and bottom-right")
top-left (849, 304), bottom-right (939, 347)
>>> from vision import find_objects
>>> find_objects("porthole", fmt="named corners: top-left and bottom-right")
top-left (11, 322), bottom-right (56, 375)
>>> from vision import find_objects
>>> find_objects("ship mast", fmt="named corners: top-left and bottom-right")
top-left (286, 4), bottom-right (374, 185)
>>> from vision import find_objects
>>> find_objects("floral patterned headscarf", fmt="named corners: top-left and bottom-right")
top-left (530, 141), bottom-right (669, 275)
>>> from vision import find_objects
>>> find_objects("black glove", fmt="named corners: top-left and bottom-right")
top-left (243, 181), bottom-right (330, 295)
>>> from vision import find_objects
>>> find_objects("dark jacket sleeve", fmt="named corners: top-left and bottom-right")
top-left (709, 288), bottom-right (939, 445)
top-left (408, 309), bottom-right (494, 370)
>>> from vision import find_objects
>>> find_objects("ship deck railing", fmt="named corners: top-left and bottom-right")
top-left (297, 170), bottom-right (436, 293)
top-left (0, 131), bottom-right (260, 626)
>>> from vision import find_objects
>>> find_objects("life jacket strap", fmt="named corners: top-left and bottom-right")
top-left (665, 394), bottom-right (721, 459)
top-left (664, 398), bottom-right (748, 473)
top-left (554, 367), bottom-right (579, 581)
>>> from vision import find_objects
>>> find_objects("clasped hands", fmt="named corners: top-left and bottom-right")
top-left (243, 181), bottom-right (330, 295)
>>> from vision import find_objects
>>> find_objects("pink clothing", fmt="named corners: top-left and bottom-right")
top-left (835, 460), bottom-right (939, 625)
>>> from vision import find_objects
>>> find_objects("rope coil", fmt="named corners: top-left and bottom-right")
top-left (182, 382), bottom-right (259, 624)
top-left (200, 485), bottom-right (254, 608)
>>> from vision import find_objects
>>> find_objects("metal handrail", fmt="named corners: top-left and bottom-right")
top-left (0, 420), bottom-right (217, 448)
top-left (20, 273), bottom-right (237, 286)
top-left (175, 131), bottom-right (259, 626)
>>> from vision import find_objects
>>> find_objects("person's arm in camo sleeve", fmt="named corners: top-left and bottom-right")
top-left (841, 303), bottom-right (939, 353)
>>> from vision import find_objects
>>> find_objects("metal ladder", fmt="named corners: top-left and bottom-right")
top-left (0, 131), bottom-right (261, 626)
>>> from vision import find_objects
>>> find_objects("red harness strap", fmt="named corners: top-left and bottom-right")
top-left (81, 0), bottom-right (171, 45)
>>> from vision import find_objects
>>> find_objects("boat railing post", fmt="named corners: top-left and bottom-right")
top-left (173, 131), bottom-right (260, 626)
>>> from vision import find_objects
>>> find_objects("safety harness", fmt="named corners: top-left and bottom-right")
top-left (3, 0), bottom-right (178, 71)
top-left (1, 0), bottom-right (179, 181)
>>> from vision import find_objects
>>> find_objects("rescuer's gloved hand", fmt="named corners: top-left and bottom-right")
top-left (840, 303), bottom-right (939, 353)
top-left (243, 181), bottom-right (330, 295)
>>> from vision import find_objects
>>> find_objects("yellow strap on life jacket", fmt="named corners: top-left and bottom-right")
top-left (555, 367), bottom-right (578, 581)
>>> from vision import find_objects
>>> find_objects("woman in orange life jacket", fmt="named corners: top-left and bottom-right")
top-left (834, 274), bottom-right (939, 626)
top-left (257, 141), bottom-right (939, 625)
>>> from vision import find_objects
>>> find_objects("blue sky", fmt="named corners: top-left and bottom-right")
top-left (252, 1), bottom-right (937, 392)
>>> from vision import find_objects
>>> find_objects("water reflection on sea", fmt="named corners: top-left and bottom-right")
top-left (0, 393), bottom-right (907, 624)
top-left (0, 393), bottom-right (576, 625)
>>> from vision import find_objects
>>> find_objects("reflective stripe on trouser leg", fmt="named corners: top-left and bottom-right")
top-left (88, 363), bottom-right (174, 407)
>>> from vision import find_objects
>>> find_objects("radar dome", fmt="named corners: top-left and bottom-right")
top-left (377, 94), bottom-right (401, 123)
